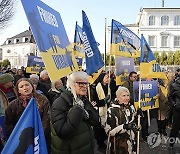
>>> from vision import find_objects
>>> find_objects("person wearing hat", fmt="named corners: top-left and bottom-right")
top-left (0, 73), bottom-right (17, 111)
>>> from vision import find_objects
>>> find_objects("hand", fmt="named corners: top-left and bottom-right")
top-left (74, 98), bottom-right (84, 108)
top-left (123, 123), bottom-right (139, 132)
top-left (104, 95), bottom-right (111, 104)
top-left (137, 108), bottom-right (144, 117)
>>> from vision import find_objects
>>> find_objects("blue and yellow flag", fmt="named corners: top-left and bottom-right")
top-left (110, 19), bottom-right (140, 57)
top-left (26, 55), bottom-right (45, 74)
top-left (82, 10), bottom-right (104, 84)
top-left (139, 34), bottom-right (167, 80)
top-left (21, 0), bottom-right (78, 82)
top-left (73, 22), bottom-right (85, 58)
top-left (2, 98), bottom-right (47, 154)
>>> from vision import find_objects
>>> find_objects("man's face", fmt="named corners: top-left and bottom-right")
top-left (129, 73), bottom-right (137, 82)
top-left (3, 81), bottom-right (14, 89)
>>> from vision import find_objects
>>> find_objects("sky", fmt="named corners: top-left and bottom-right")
top-left (0, 0), bottom-right (180, 53)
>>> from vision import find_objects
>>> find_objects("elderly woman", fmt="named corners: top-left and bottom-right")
top-left (4, 78), bottom-right (51, 151)
top-left (48, 79), bottom-right (63, 105)
top-left (51, 71), bottom-right (99, 154)
top-left (105, 86), bottom-right (138, 154)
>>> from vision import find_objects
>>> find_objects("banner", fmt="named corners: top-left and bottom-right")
top-left (73, 22), bottom-right (85, 58)
top-left (82, 10), bottom-right (104, 83)
top-left (115, 57), bottom-right (135, 85)
top-left (21, 0), bottom-right (78, 82)
top-left (2, 98), bottom-right (47, 154)
top-left (110, 19), bottom-right (140, 57)
top-left (139, 34), bottom-right (167, 81)
top-left (133, 80), bottom-right (159, 111)
top-left (26, 55), bottom-right (45, 73)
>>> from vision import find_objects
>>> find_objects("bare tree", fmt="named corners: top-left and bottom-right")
top-left (0, 0), bottom-right (16, 30)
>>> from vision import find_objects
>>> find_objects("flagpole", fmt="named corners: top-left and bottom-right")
top-left (137, 78), bottom-right (141, 154)
top-left (104, 18), bottom-right (107, 70)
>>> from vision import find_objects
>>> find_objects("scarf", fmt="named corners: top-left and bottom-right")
top-left (19, 93), bottom-right (33, 107)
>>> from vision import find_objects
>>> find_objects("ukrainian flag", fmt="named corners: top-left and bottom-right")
top-left (110, 19), bottom-right (140, 58)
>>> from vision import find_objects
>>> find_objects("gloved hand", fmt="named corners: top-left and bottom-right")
top-left (109, 125), bottom-right (122, 136)
top-left (137, 107), bottom-right (144, 117)
top-left (104, 95), bottom-right (111, 104)
top-left (123, 123), bottom-right (139, 132)
top-left (74, 98), bottom-right (84, 108)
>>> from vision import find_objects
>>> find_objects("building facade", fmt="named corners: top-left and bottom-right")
top-left (131, 7), bottom-right (180, 54)
top-left (1, 30), bottom-right (39, 68)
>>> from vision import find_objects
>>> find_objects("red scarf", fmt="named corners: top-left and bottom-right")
top-left (19, 93), bottom-right (33, 107)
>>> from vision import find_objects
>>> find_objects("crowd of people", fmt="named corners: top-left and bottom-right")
top-left (0, 66), bottom-right (180, 154)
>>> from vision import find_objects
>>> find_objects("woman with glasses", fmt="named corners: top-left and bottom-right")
top-left (51, 71), bottom-right (99, 154)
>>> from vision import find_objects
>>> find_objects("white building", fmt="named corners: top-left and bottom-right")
top-left (127, 7), bottom-right (180, 54)
top-left (1, 30), bottom-right (39, 68)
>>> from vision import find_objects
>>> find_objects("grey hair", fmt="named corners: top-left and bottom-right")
top-left (29, 74), bottom-right (39, 80)
top-left (66, 71), bottom-right (88, 99)
top-left (116, 86), bottom-right (130, 97)
top-left (40, 70), bottom-right (48, 78)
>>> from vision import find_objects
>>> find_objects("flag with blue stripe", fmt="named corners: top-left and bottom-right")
top-left (111, 19), bottom-right (140, 57)
top-left (82, 10), bottom-right (104, 79)
top-left (2, 98), bottom-right (48, 154)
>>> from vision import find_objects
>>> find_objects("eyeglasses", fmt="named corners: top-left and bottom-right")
top-left (75, 82), bottom-right (89, 87)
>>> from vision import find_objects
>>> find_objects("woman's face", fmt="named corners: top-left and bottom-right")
top-left (18, 81), bottom-right (33, 96)
top-left (117, 91), bottom-right (130, 105)
top-left (103, 74), bottom-right (109, 84)
top-left (74, 79), bottom-right (88, 96)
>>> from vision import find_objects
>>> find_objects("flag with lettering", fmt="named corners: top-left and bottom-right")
top-left (133, 80), bottom-right (159, 111)
top-left (139, 34), bottom-right (167, 80)
top-left (111, 19), bottom-right (140, 57)
top-left (26, 55), bottom-right (45, 73)
top-left (73, 22), bottom-right (85, 58)
top-left (82, 10), bottom-right (104, 83)
top-left (21, 0), bottom-right (78, 82)
top-left (2, 98), bottom-right (48, 154)
top-left (115, 57), bottom-right (135, 85)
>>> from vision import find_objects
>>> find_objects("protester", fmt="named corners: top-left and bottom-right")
top-left (122, 71), bottom-right (138, 105)
top-left (168, 75), bottom-right (180, 148)
top-left (48, 79), bottom-right (63, 105)
top-left (4, 78), bottom-right (51, 151)
top-left (0, 73), bottom-right (17, 107)
top-left (14, 69), bottom-right (24, 84)
top-left (51, 71), bottom-right (99, 154)
top-left (105, 86), bottom-right (138, 154)
top-left (92, 72), bottom-right (111, 151)
top-left (37, 70), bottom-right (51, 100)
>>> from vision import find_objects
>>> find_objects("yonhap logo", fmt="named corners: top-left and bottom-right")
top-left (147, 132), bottom-right (161, 148)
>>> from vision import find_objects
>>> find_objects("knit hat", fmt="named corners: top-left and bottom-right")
top-left (0, 73), bottom-right (14, 85)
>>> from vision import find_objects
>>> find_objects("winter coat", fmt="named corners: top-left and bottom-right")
top-left (105, 101), bottom-right (137, 154)
top-left (51, 89), bottom-right (99, 154)
top-left (4, 93), bottom-right (50, 140)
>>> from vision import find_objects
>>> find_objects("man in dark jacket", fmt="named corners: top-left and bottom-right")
top-left (51, 71), bottom-right (99, 154)
top-left (122, 71), bottom-right (137, 105)
top-left (169, 76), bottom-right (180, 148)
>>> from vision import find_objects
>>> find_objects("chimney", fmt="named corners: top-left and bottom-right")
top-left (162, 0), bottom-right (165, 7)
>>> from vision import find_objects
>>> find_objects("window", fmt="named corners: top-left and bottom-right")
top-left (174, 36), bottom-right (180, 47)
top-left (149, 16), bottom-right (155, 26)
top-left (161, 35), bottom-right (168, 47)
top-left (25, 38), bottom-right (29, 42)
top-left (161, 16), bottom-right (169, 25)
top-left (148, 36), bottom-right (155, 46)
top-left (7, 49), bottom-right (11, 53)
top-left (174, 15), bottom-right (180, 25)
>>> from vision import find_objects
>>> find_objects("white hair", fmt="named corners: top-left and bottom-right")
top-left (40, 70), bottom-right (48, 78)
top-left (116, 86), bottom-right (130, 97)
top-left (66, 71), bottom-right (88, 99)
top-left (29, 74), bottom-right (39, 80)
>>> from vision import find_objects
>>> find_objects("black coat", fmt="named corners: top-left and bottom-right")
top-left (51, 89), bottom-right (99, 154)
